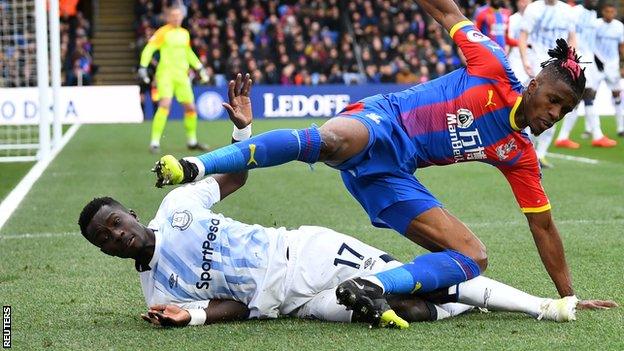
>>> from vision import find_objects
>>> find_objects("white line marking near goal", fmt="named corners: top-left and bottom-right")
top-left (546, 152), bottom-right (600, 165)
top-left (0, 124), bottom-right (81, 231)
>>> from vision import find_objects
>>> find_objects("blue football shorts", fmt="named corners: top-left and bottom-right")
top-left (335, 95), bottom-right (443, 234)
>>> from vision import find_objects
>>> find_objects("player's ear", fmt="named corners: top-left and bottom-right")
top-left (526, 78), bottom-right (538, 96)
top-left (129, 209), bottom-right (138, 220)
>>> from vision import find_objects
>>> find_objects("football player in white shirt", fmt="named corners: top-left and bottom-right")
top-left (519, 0), bottom-right (577, 168)
top-left (555, 0), bottom-right (618, 148)
top-left (592, 3), bottom-right (624, 138)
top-left (79, 75), bottom-right (614, 329)
top-left (506, 0), bottom-right (531, 84)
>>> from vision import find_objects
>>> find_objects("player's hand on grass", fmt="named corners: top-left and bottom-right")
top-left (223, 73), bottom-right (253, 129)
top-left (141, 304), bottom-right (191, 327)
top-left (577, 299), bottom-right (618, 310)
top-left (138, 67), bottom-right (150, 85)
top-left (151, 155), bottom-right (200, 187)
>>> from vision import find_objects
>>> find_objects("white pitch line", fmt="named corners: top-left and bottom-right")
top-left (0, 123), bottom-right (81, 231)
top-left (2, 218), bottom-right (623, 241)
top-left (0, 232), bottom-right (78, 240)
top-left (546, 152), bottom-right (600, 165)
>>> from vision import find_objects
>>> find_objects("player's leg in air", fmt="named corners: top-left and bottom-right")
top-left (154, 74), bottom-right (486, 326)
top-left (176, 74), bottom-right (209, 151)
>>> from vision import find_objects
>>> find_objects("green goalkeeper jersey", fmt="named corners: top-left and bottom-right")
top-left (140, 24), bottom-right (202, 76)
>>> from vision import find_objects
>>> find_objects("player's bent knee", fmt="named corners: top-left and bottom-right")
top-left (471, 247), bottom-right (488, 272)
top-left (319, 117), bottom-right (369, 163)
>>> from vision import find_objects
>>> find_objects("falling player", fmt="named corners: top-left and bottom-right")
top-left (78, 76), bottom-right (611, 329)
top-left (555, 0), bottom-right (618, 149)
top-left (519, 0), bottom-right (576, 168)
top-left (153, 0), bottom-right (614, 325)
top-left (138, 5), bottom-right (210, 153)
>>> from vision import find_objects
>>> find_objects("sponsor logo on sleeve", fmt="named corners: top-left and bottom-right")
top-left (495, 139), bottom-right (518, 161)
top-left (466, 30), bottom-right (490, 42)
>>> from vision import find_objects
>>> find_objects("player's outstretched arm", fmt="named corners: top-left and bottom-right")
top-left (526, 211), bottom-right (618, 308)
top-left (152, 73), bottom-right (253, 200)
top-left (411, 0), bottom-right (467, 33)
top-left (212, 73), bottom-right (253, 199)
top-left (141, 300), bottom-right (250, 327)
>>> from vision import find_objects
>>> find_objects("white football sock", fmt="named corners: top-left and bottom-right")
top-left (535, 127), bottom-right (555, 159)
top-left (584, 110), bottom-right (592, 133)
top-left (455, 276), bottom-right (545, 318)
top-left (585, 105), bottom-right (604, 140)
top-left (557, 108), bottom-right (579, 140)
top-left (435, 303), bottom-right (474, 320)
top-left (614, 95), bottom-right (624, 132)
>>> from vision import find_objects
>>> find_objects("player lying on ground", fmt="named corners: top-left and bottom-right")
top-left (78, 78), bottom-right (589, 328)
top-left (153, 0), bottom-right (616, 326)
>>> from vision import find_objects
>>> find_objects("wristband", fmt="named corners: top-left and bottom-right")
top-left (186, 308), bottom-right (207, 326)
top-left (232, 124), bottom-right (252, 141)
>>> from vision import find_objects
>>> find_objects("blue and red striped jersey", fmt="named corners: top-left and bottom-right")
top-left (474, 6), bottom-right (512, 49)
top-left (386, 21), bottom-right (550, 213)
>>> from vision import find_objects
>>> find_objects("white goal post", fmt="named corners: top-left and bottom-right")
top-left (0, 0), bottom-right (62, 163)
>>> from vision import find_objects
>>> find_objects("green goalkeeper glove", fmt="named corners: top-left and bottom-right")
top-left (151, 155), bottom-right (201, 188)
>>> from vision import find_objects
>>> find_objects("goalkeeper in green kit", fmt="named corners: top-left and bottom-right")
top-left (139, 5), bottom-right (210, 153)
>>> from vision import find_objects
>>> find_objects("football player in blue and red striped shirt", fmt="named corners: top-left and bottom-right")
top-left (153, 0), bottom-right (614, 327)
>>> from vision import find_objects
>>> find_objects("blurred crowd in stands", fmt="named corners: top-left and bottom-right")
top-left (135, 0), bottom-right (506, 86)
top-left (0, 0), bottom-right (94, 87)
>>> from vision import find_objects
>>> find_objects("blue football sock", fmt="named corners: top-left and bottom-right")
top-left (375, 250), bottom-right (481, 294)
top-left (197, 127), bottom-right (321, 174)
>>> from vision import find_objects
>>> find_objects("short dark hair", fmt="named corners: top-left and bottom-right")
top-left (540, 38), bottom-right (586, 99)
top-left (78, 197), bottom-right (123, 238)
top-left (603, 2), bottom-right (616, 9)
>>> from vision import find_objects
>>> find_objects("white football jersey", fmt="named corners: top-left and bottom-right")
top-left (594, 18), bottom-right (624, 66)
top-left (139, 177), bottom-right (289, 318)
top-left (521, 0), bottom-right (575, 54)
top-left (507, 11), bottom-right (529, 83)
top-left (573, 4), bottom-right (598, 59)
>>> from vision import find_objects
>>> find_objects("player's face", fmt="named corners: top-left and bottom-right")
top-left (167, 9), bottom-right (184, 27)
top-left (86, 205), bottom-right (150, 259)
top-left (602, 6), bottom-right (617, 22)
top-left (525, 78), bottom-right (578, 135)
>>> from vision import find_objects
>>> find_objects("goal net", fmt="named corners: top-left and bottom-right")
top-left (0, 1), bottom-right (39, 162)
top-left (0, 0), bottom-right (60, 162)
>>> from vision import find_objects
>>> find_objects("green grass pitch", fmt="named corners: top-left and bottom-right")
top-left (0, 118), bottom-right (622, 350)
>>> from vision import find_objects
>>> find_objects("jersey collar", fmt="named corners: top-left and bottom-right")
top-left (509, 96), bottom-right (522, 131)
top-left (135, 228), bottom-right (161, 272)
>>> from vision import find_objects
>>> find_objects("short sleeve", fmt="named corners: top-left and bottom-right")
top-left (449, 21), bottom-right (511, 81)
top-left (499, 151), bottom-right (551, 213)
top-left (160, 177), bottom-right (221, 212)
